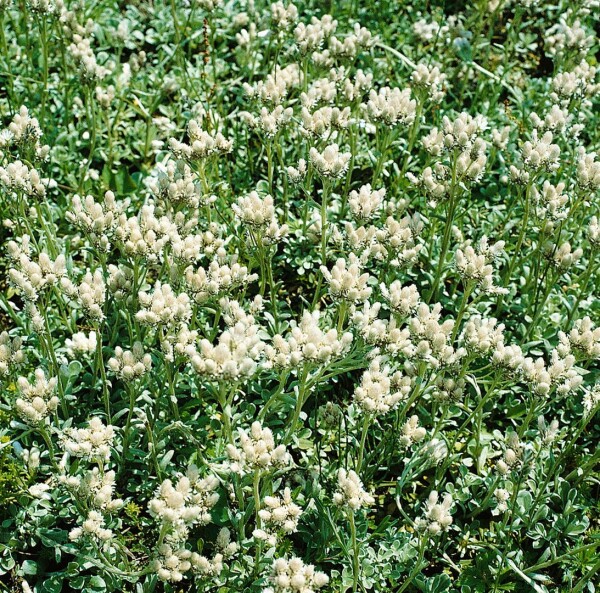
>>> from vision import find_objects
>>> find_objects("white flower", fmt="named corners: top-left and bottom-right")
top-left (333, 468), bottom-right (374, 510)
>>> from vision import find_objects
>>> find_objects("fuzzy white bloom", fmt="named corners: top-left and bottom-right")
top-left (348, 184), bottom-right (385, 221)
top-left (408, 303), bottom-right (464, 367)
top-left (73, 270), bottom-right (106, 321)
top-left (61, 417), bottom-right (115, 462)
top-left (170, 119), bottom-right (232, 160)
top-left (0, 332), bottom-right (25, 376)
top-left (381, 281), bottom-right (420, 317)
top-left (321, 254), bottom-right (372, 303)
top-left (136, 282), bottom-right (192, 327)
top-left (187, 298), bottom-right (264, 381)
top-left (354, 356), bottom-right (405, 414)
top-left (286, 158), bottom-right (307, 184)
top-left (300, 105), bottom-right (351, 138)
top-left (264, 310), bottom-right (353, 369)
top-left (226, 421), bottom-right (290, 474)
top-left (294, 14), bottom-right (337, 54)
top-left (0, 105), bottom-right (49, 159)
top-left (107, 341), bottom-right (152, 380)
top-left (588, 216), bottom-right (600, 248)
top-left (493, 488), bottom-right (510, 514)
top-left (333, 468), bottom-right (374, 510)
top-left (365, 86), bottom-right (416, 126)
top-left (563, 317), bottom-right (600, 360)
top-left (66, 192), bottom-right (121, 251)
top-left (455, 238), bottom-right (506, 295)
top-left (432, 374), bottom-right (465, 402)
top-left (243, 105), bottom-right (294, 137)
top-left (496, 431), bottom-right (522, 475)
top-left (263, 556), bottom-right (329, 593)
top-left (492, 343), bottom-right (525, 377)
top-left (416, 490), bottom-right (453, 535)
top-left (271, 1), bottom-right (298, 30)
top-left (576, 150), bottom-right (600, 190)
top-left (522, 131), bottom-right (560, 172)
top-left (149, 466), bottom-right (219, 540)
top-left (375, 214), bottom-right (423, 266)
top-left (462, 316), bottom-right (505, 355)
top-left (147, 160), bottom-right (206, 208)
top-left (411, 63), bottom-right (446, 102)
top-left (232, 192), bottom-right (288, 244)
top-left (309, 143), bottom-right (351, 178)
top-left (532, 180), bottom-right (569, 222)
top-left (545, 18), bottom-right (594, 58)
top-left (254, 487), bottom-right (302, 546)
top-left (0, 160), bottom-right (48, 198)
top-left (546, 241), bottom-right (583, 271)
top-left (582, 383), bottom-right (600, 416)
top-left (243, 64), bottom-right (302, 105)
top-left (68, 34), bottom-right (110, 81)
top-left (71, 467), bottom-right (124, 511)
top-left (152, 544), bottom-right (192, 582)
top-left (15, 369), bottom-right (59, 424)
top-left (69, 510), bottom-right (113, 544)
top-left (399, 415), bottom-right (427, 448)
top-left (407, 163), bottom-right (450, 201)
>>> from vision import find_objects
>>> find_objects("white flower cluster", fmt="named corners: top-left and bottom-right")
top-left (462, 315), bottom-right (505, 356)
top-left (233, 192), bottom-right (289, 244)
top-left (243, 64), bottom-right (302, 105)
top-left (241, 105), bottom-right (294, 136)
top-left (7, 239), bottom-right (58, 294)
top-left (0, 106), bottom-right (49, 159)
top-left (496, 431), bottom-right (522, 475)
top-left (532, 180), bottom-right (569, 222)
top-left (187, 298), bottom-right (264, 381)
top-left (576, 150), bottom-right (600, 190)
top-left (309, 143), bottom-right (352, 178)
top-left (15, 369), bottom-right (59, 424)
top-left (226, 421), bottom-right (290, 474)
top-left (149, 466), bottom-right (220, 541)
top-left (381, 281), bottom-right (420, 318)
top-left (68, 34), bottom-right (110, 82)
top-left (294, 14), bottom-right (337, 55)
top-left (66, 191), bottom-right (121, 251)
top-left (561, 317), bottom-right (600, 360)
top-left (169, 118), bottom-right (233, 161)
top-left (353, 356), bottom-right (405, 415)
top-left (348, 184), bottom-right (385, 221)
top-left (69, 510), bottom-right (113, 545)
top-left (455, 237), bottom-right (506, 294)
top-left (521, 130), bottom-right (561, 173)
top-left (263, 557), bottom-right (329, 593)
top-left (254, 487), bottom-right (303, 546)
top-left (264, 310), bottom-right (353, 368)
top-left (136, 282), bottom-right (191, 327)
top-left (0, 332), bottom-right (25, 376)
top-left (0, 160), bottom-right (48, 198)
top-left (61, 417), bottom-right (115, 462)
top-left (411, 63), bottom-right (446, 102)
top-left (147, 159), bottom-right (206, 209)
top-left (415, 490), bottom-right (453, 535)
top-left (365, 87), bottom-right (416, 127)
top-left (321, 253), bottom-right (372, 302)
top-left (107, 342), bottom-right (152, 380)
top-left (185, 256), bottom-right (258, 303)
top-left (399, 415), bottom-right (427, 448)
top-left (333, 468), bottom-right (374, 511)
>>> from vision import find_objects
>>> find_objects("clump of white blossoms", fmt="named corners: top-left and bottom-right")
top-left (399, 415), bottom-right (427, 448)
top-left (263, 557), bottom-right (329, 593)
top-left (107, 342), bottom-right (152, 380)
top-left (65, 331), bottom-right (97, 358)
top-left (66, 191), bottom-right (121, 251)
top-left (148, 466), bottom-right (220, 540)
top-left (69, 510), bottom-right (113, 546)
top-left (496, 431), bottom-right (523, 475)
top-left (170, 118), bottom-right (233, 161)
top-left (365, 86), bottom-right (417, 126)
top-left (264, 310), bottom-right (353, 368)
top-left (521, 130), bottom-right (561, 173)
top-left (187, 298), bottom-right (264, 381)
top-left (61, 417), bottom-right (115, 462)
top-left (254, 487), bottom-right (303, 546)
top-left (321, 254), bottom-right (372, 302)
top-left (353, 356), bottom-right (406, 414)
top-left (136, 282), bottom-right (192, 327)
top-left (233, 191), bottom-right (289, 244)
top-left (348, 183), bottom-right (385, 221)
top-left (561, 316), bottom-right (600, 360)
top-left (415, 490), bottom-right (454, 535)
top-left (455, 237), bottom-right (507, 294)
top-left (462, 315), bottom-right (505, 356)
top-left (0, 332), bottom-right (25, 376)
top-left (309, 143), bottom-right (352, 178)
top-left (227, 421), bottom-right (290, 474)
top-left (15, 369), bottom-right (59, 425)
top-left (381, 281), bottom-right (420, 318)
top-left (0, 105), bottom-right (49, 159)
top-left (333, 468), bottom-right (374, 510)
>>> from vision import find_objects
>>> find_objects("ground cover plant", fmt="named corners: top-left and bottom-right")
top-left (0, 0), bottom-right (599, 591)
